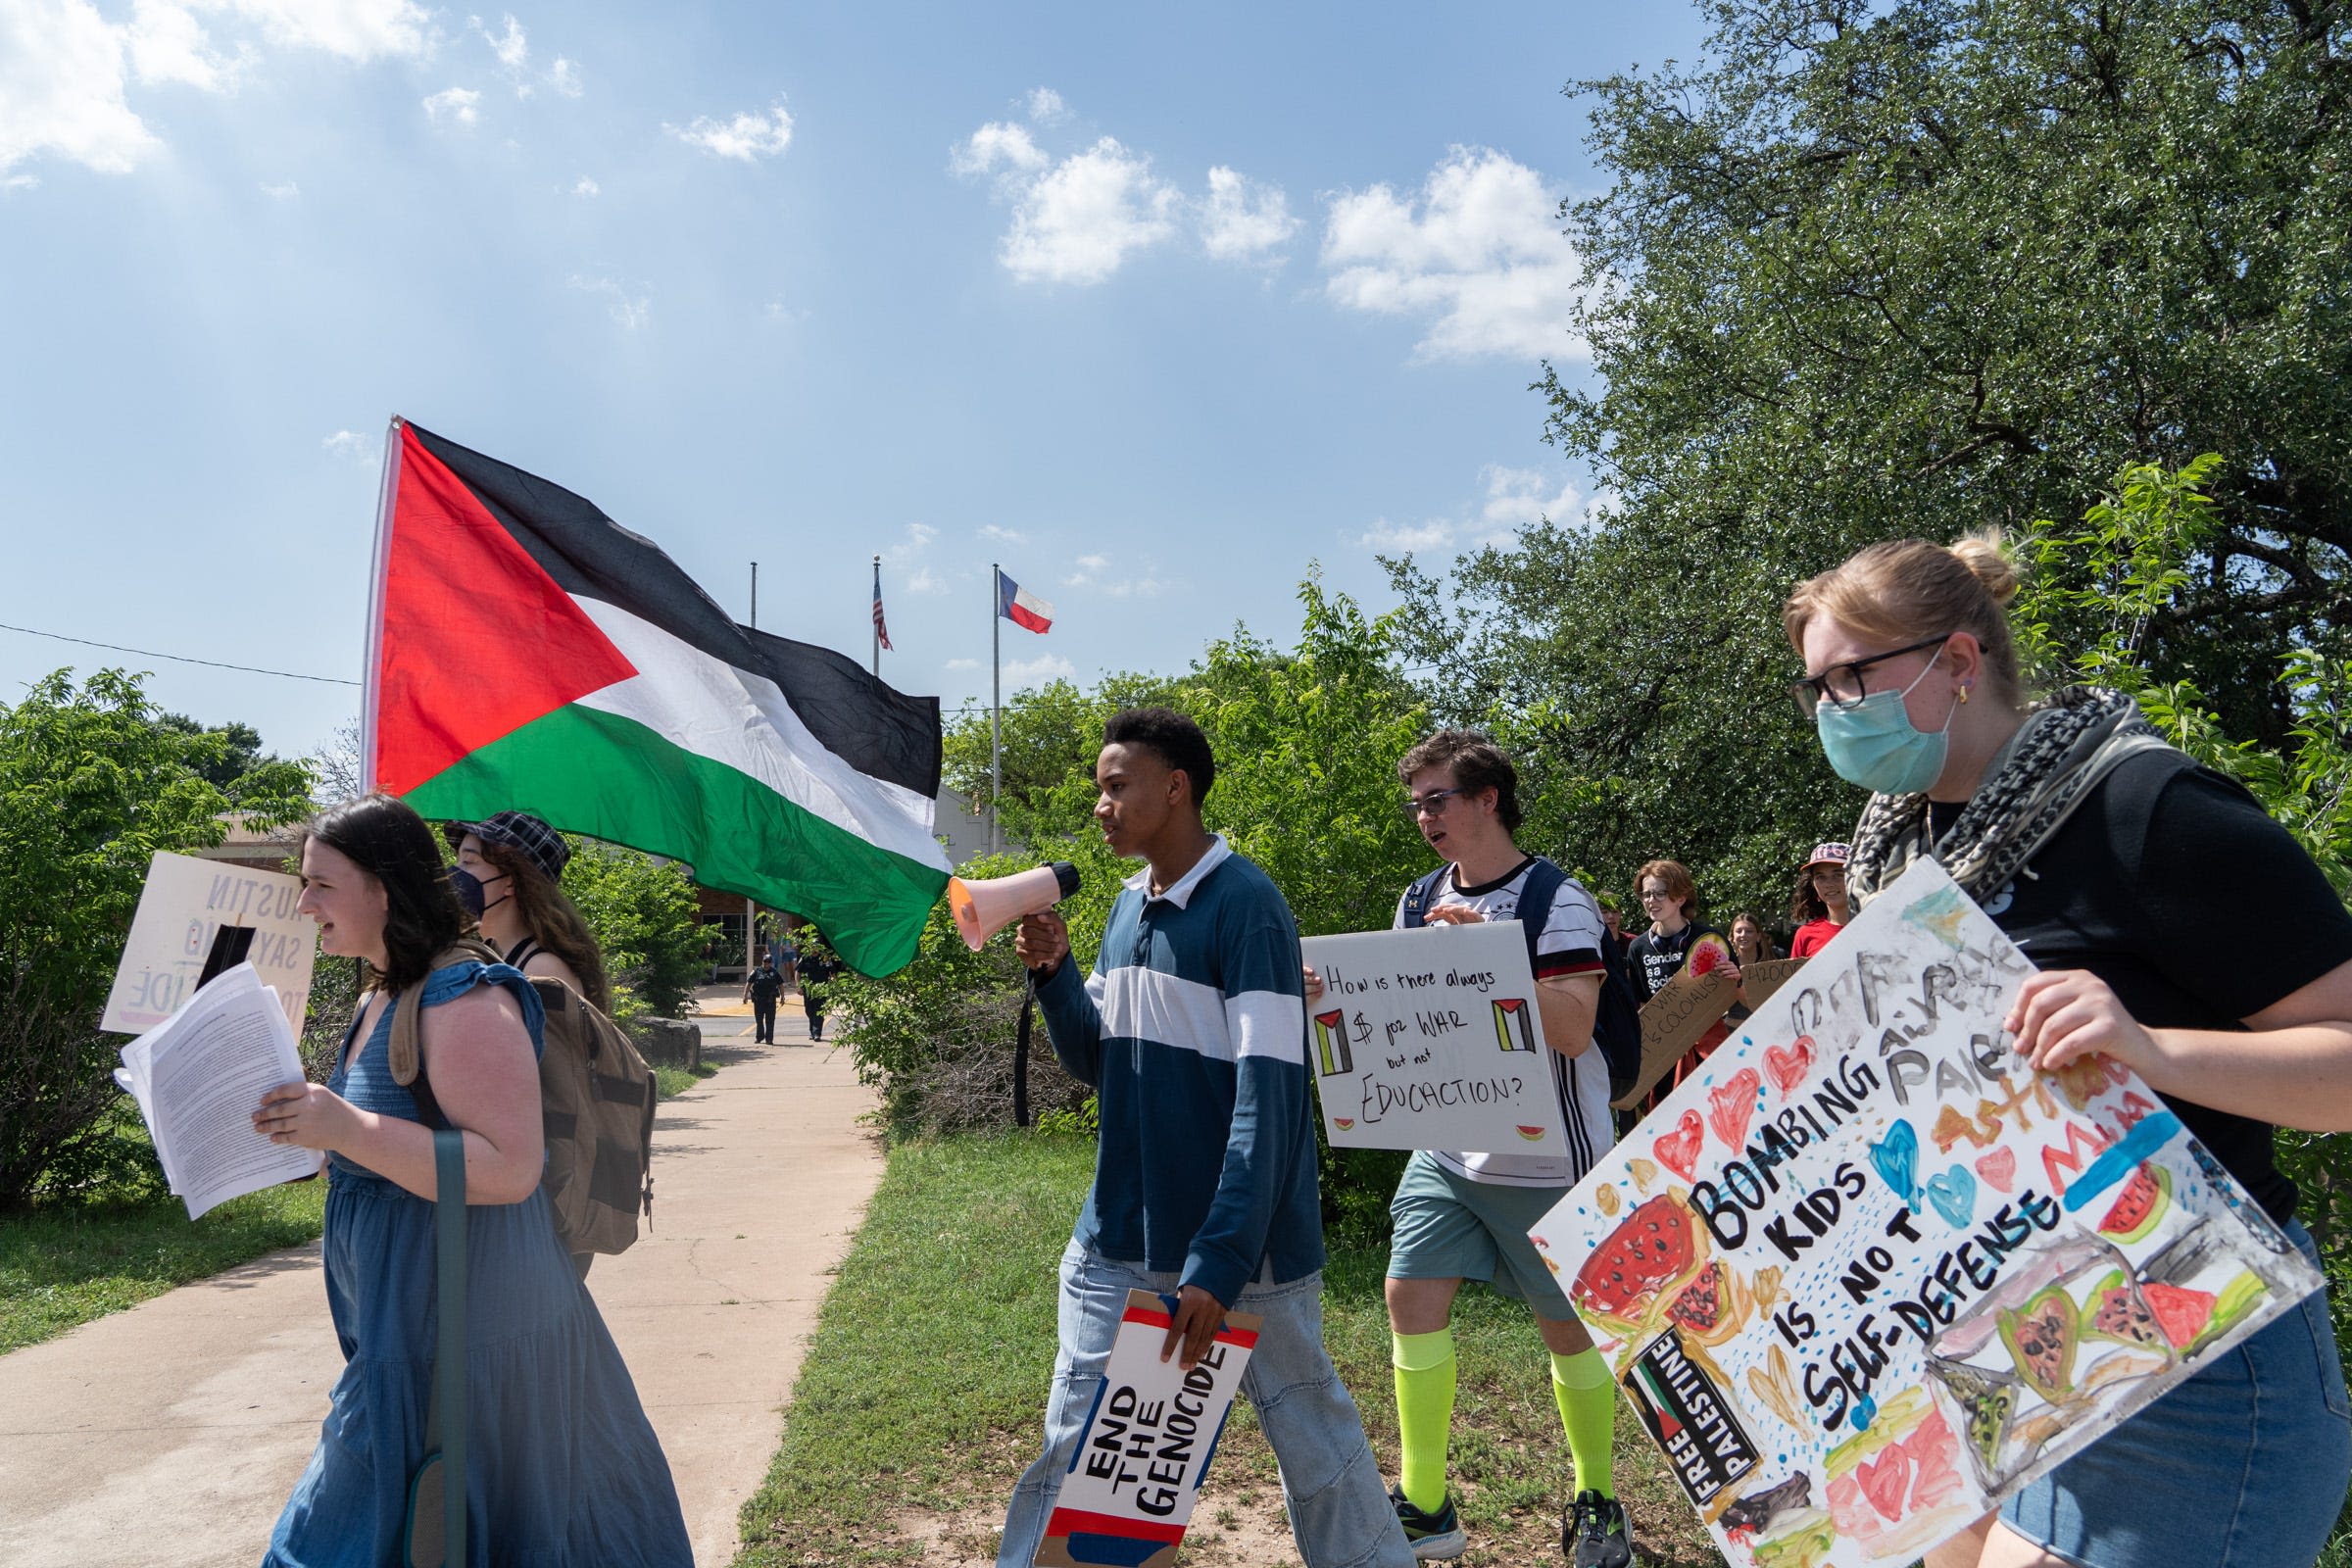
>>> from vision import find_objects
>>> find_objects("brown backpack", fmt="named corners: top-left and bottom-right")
top-left (391, 941), bottom-right (659, 1256)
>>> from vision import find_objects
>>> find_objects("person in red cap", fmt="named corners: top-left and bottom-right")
top-left (1786, 841), bottom-right (1852, 958)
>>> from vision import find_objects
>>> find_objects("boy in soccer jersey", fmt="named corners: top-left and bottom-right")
top-left (1308, 730), bottom-right (1632, 1567)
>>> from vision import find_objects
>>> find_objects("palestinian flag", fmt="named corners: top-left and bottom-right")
top-left (364, 418), bottom-right (950, 975)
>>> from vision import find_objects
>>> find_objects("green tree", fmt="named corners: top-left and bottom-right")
top-left (560, 838), bottom-right (706, 1018)
top-left (1398, 0), bottom-right (2352, 922)
top-left (0, 670), bottom-right (312, 1207)
top-left (154, 712), bottom-right (293, 800)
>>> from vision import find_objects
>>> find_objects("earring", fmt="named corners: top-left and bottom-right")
top-left (1959, 684), bottom-right (1971, 705)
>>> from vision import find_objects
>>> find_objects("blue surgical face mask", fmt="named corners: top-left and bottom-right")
top-left (1815, 644), bottom-right (1960, 796)
top-left (450, 867), bottom-right (509, 921)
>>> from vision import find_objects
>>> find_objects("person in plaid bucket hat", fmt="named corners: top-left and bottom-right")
top-left (1788, 841), bottom-right (1852, 958)
top-left (441, 811), bottom-right (609, 1015)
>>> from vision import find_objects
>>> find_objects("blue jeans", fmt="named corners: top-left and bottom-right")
top-left (998, 1239), bottom-right (1414, 1568)
top-left (2000, 1219), bottom-right (2352, 1567)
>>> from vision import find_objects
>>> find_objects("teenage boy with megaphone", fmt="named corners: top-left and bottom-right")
top-left (993, 707), bottom-right (1414, 1568)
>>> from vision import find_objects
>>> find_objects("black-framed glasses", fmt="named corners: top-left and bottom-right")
top-left (1788, 634), bottom-right (1950, 718)
top-left (1404, 787), bottom-right (1467, 819)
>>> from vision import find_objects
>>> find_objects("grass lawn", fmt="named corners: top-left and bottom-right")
top-left (733, 1131), bottom-right (1729, 1567)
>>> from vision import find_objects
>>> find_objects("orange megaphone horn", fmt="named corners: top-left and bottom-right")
top-left (948, 861), bottom-right (1082, 952)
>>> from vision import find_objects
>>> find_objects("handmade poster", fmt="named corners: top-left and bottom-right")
top-left (1741, 958), bottom-right (1809, 1009)
top-left (1299, 921), bottom-right (1568, 1155)
top-left (1035, 1291), bottom-right (1262, 1568)
top-left (103, 852), bottom-right (316, 1036)
top-left (1529, 859), bottom-right (2319, 1568)
top-left (1611, 965), bottom-right (1741, 1110)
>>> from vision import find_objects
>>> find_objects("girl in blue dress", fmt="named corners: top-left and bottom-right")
top-left (254, 795), bottom-right (691, 1566)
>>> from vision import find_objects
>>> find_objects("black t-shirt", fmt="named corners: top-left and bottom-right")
top-left (1926, 751), bottom-right (2352, 1223)
top-left (748, 965), bottom-right (784, 1002)
top-left (1625, 922), bottom-right (1728, 1006)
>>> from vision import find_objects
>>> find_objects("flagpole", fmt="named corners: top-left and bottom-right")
top-left (747, 559), bottom-right (759, 979)
top-left (871, 554), bottom-right (880, 676)
top-left (991, 562), bottom-right (1002, 856)
top-left (749, 562), bottom-right (758, 629)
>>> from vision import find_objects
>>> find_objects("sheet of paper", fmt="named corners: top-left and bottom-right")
top-left (103, 851), bottom-right (317, 1036)
top-left (1035, 1291), bottom-right (1262, 1568)
top-left (1299, 920), bottom-right (1569, 1155)
top-left (118, 963), bottom-right (323, 1219)
top-left (1529, 859), bottom-right (2320, 1568)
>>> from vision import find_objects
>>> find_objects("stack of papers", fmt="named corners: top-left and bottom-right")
top-left (113, 962), bottom-right (326, 1220)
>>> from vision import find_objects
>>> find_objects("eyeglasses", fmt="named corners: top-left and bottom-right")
top-left (1638, 889), bottom-right (1672, 904)
top-left (1788, 634), bottom-right (1951, 718)
top-left (1404, 787), bottom-right (1467, 819)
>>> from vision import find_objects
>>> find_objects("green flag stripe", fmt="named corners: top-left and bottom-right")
top-left (404, 703), bottom-right (948, 976)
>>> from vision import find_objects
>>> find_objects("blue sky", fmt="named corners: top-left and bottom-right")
top-left (0, 1), bottom-right (1706, 764)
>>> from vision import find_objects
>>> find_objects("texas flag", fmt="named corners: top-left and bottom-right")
top-left (996, 568), bottom-right (1054, 634)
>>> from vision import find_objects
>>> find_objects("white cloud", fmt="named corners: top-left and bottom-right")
top-left (127, 0), bottom-right (248, 91)
top-left (1062, 553), bottom-right (1168, 598)
top-left (570, 273), bottom-right (649, 330)
top-left (472, 12), bottom-right (526, 69)
top-left (220, 0), bottom-right (431, 62)
top-left (571, 174), bottom-right (598, 196)
top-left (1321, 146), bottom-right (1589, 361)
top-left (260, 177), bottom-right (298, 199)
top-left (422, 85), bottom-right (480, 127)
top-left (1478, 465), bottom-right (1582, 535)
top-left (667, 102), bottom-right (793, 162)
top-left (944, 657), bottom-right (980, 672)
top-left (1024, 85), bottom-right (1067, 124)
top-left (546, 55), bottom-right (579, 96)
top-left (878, 522), bottom-right (949, 594)
top-left (321, 429), bottom-right (375, 461)
top-left (978, 523), bottom-right (1026, 545)
top-left (1001, 136), bottom-right (1177, 285)
top-left (1003, 654), bottom-right (1076, 690)
top-left (0, 0), bottom-right (163, 174)
top-left (950, 120), bottom-right (1045, 179)
top-left (1200, 166), bottom-right (1297, 263)
top-left (2, 172), bottom-right (37, 190)
top-left (1358, 517), bottom-right (1458, 554)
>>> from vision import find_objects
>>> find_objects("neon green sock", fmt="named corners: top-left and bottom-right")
top-left (1551, 1347), bottom-right (1615, 1499)
top-left (1392, 1327), bottom-right (1456, 1513)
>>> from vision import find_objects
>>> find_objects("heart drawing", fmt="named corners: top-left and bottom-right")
top-left (1652, 1109), bottom-right (1705, 1183)
top-left (1870, 1119), bottom-right (1921, 1211)
top-left (1926, 1165), bottom-right (1979, 1228)
top-left (1763, 1036), bottom-right (1816, 1098)
top-left (1708, 1068), bottom-right (1762, 1151)
top-left (1975, 1146), bottom-right (2017, 1193)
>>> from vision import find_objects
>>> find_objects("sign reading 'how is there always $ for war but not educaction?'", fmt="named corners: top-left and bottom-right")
top-left (1529, 859), bottom-right (2319, 1568)
top-left (1299, 920), bottom-right (1569, 1156)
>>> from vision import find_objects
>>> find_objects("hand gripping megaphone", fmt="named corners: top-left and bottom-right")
top-left (948, 861), bottom-right (1082, 952)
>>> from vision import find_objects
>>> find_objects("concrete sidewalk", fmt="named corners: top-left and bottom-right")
top-left (0, 995), bottom-right (878, 1567)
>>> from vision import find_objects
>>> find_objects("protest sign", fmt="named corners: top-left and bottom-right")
top-left (1530, 859), bottom-right (2319, 1568)
top-left (1612, 965), bottom-right (1740, 1110)
top-left (1035, 1291), bottom-right (1262, 1568)
top-left (1299, 920), bottom-right (1568, 1156)
top-left (1741, 957), bottom-right (1808, 1009)
top-left (103, 852), bottom-right (316, 1036)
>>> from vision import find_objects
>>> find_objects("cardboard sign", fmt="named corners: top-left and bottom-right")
top-left (103, 852), bottom-right (317, 1036)
top-left (1530, 860), bottom-right (2319, 1568)
top-left (1741, 957), bottom-right (1808, 1008)
top-left (1298, 921), bottom-right (1568, 1156)
top-left (1036, 1291), bottom-right (1261, 1568)
top-left (1612, 964), bottom-right (1740, 1110)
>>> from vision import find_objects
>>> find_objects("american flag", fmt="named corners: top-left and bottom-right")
top-left (871, 559), bottom-right (893, 652)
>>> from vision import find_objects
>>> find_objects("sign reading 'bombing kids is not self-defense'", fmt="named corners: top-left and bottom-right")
top-left (1034, 1292), bottom-right (1261, 1568)
top-left (1298, 920), bottom-right (1569, 1157)
top-left (1528, 859), bottom-right (2320, 1568)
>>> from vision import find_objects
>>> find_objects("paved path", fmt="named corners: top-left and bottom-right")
top-left (0, 986), bottom-right (876, 1568)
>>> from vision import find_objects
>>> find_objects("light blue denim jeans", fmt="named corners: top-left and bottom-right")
top-left (997, 1239), bottom-right (1415, 1568)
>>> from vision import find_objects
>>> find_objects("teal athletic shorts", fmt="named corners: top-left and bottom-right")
top-left (1386, 1150), bottom-right (1575, 1319)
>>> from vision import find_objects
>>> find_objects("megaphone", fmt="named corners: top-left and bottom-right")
top-left (948, 861), bottom-right (1082, 951)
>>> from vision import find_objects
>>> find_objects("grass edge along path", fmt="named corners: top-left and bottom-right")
top-left (0, 1049), bottom-right (719, 1357)
top-left (731, 1129), bottom-right (1725, 1568)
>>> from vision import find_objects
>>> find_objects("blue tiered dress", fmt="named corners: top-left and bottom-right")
top-left (264, 959), bottom-right (692, 1567)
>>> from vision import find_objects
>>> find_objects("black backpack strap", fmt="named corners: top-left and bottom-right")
top-left (1398, 865), bottom-right (1451, 929)
top-left (1514, 858), bottom-right (1567, 969)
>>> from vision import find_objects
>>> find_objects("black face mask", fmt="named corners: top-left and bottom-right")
top-left (450, 867), bottom-right (510, 921)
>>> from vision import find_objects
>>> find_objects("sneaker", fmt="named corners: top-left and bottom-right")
top-left (1564, 1490), bottom-right (1634, 1568)
top-left (1389, 1483), bottom-right (1467, 1561)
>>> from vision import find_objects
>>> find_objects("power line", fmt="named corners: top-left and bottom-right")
top-left (0, 621), bottom-right (362, 686)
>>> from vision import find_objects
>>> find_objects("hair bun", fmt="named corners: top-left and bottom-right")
top-left (1950, 529), bottom-right (2022, 608)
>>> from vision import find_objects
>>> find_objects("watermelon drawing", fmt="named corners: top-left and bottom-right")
top-left (1516, 1124), bottom-right (1547, 1142)
top-left (1997, 1285), bottom-right (2081, 1401)
top-left (2141, 1282), bottom-right (2219, 1349)
top-left (1573, 1196), bottom-right (1701, 1329)
top-left (1931, 1359), bottom-right (2018, 1476)
top-left (2081, 1271), bottom-right (2168, 1350)
top-left (1665, 1260), bottom-right (1737, 1344)
top-left (2096, 1163), bottom-right (2172, 1243)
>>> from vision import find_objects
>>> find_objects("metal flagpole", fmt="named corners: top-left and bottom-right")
top-left (991, 562), bottom-right (1002, 856)
top-left (746, 561), bottom-right (758, 979)
top-left (749, 562), bottom-right (758, 629)
top-left (871, 554), bottom-right (880, 676)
